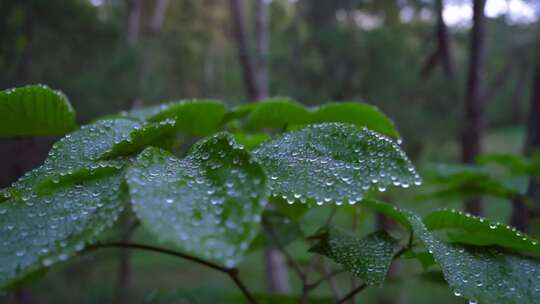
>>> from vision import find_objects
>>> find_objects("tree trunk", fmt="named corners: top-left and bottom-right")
top-left (525, 54), bottom-right (540, 157)
top-left (255, 0), bottom-right (270, 99)
top-left (229, 0), bottom-right (263, 101)
top-left (509, 47), bottom-right (540, 231)
top-left (510, 197), bottom-right (528, 232)
top-left (436, 0), bottom-right (453, 77)
top-left (229, 0), bottom-right (290, 294)
top-left (127, 0), bottom-right (142, 46)
top-left (150, 0), bottom-right (170, 33)
top-left (462, 0), bottom-right (487, 215)
top-left (422, 0), bottom-right (454, 78)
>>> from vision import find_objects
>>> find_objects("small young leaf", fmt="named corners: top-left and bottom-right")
top-left (424, 209), bottom-right (540, 256)
top-left (0, 85), bottom-right (76, 137)
top-left (253, 123), bottom-right (420, 206)
top-left (126, 100), bottom-right (226, 136)
top-left (126, 133), bottom-right (268, 267)
top-left (309, 229), bottom-right (400, 285)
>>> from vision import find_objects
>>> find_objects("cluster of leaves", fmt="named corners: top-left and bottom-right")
top-left (1, 85), bottom-right (540, 303)
top-left (420, 152), bottom-right (540, 202)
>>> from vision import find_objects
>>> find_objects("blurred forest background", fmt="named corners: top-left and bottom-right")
top-left (1, 0), bottom-right (540, 303)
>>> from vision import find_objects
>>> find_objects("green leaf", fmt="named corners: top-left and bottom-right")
top-left (421, 164), bottom-right (518, 200)
top-left (361, 199), bottom-right (412, 229)
top-left (232, 132), bottom-right (270, 150)
top-left (310, 102), bottom-right (399, 139)
top-left (402, 250), bottom-right (436, 270)
top-left (479, 152), bottom-right (540, 177)
top-left (362, 200), bottom-right (540, 303)
top-left (244, 98), bottom-right (311, 130)
top-left (406, 212), bottom-right (540, 304)
top-left (126, 100), bottom-right (226, 136)
top-left (270, 196), bottom-right (309, 221)
top-left (126, 133), bottom-right (268, 267)
top-left (0, 114), bottom-right (179, 288)
top-left (0, 118), bottom-right (143, 202)
top-left (100, 119), bottom-right (177, 158)
top-left (310, 229), bottom-right (400, 285)
top-left (0, 116), bottom-right (170, 287)
top-left (424, 209), bottom-right (540, 256)
top-left (0, 85), bottom-right (76, 137)
top-left (234, 99), bottom-right (400, 139)
top-left (0, 169), bottom-right (128, 289)
top-left (253, 123), bottom-right (420, 206)
top-left (478, 153), bottom-right (529, 175)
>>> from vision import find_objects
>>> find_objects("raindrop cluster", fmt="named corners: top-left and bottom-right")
top-left (431, 209), bottom-right (540, 251)
top-left (3, 119), bottom-right (141, 198)
top-left (0, 172), bottom-right (125, 284)
top-left (311, 229), bottom-right (399, 285)
top-left (406, 212), bottom-right (540, 303)
top-left (253, 123), bottom-right (421, 206)
top-left (0, 118), bottom-right (141, 285)
top-left (126, 133), bottom-right (268, 267)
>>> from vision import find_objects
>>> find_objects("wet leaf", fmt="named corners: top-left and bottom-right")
top-left (231, 99), bottom-right (399, 139)
top-left (244, 98), bottom-right (310, 130)
top-left (126, 133), bottom-right (268, 266)
top-left (310, 229), bottom-right (399, 285)
top-left (0, 170), bottom-right (127, 289)
top-left (1, 118), bottom-right (142, 202)
top-left (407, 212), bottom-right (540, 304)
top-left (0, 85), bottom-right (76, 137)
top-left (362, 200), bottom-right (540, 303)
top-left (424, 209), bottom-right (540, 256)
top-left (310, 102), bottom-right (399, 139)
top-left (126, 100), bottom-right (226, 136)
top-left (253, 123), bottom-right (420, 206)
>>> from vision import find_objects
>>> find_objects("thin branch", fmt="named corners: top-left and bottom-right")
top-left (228, 271), bottom-right (258, 304)
top-left (299, 256), bottom-right (320, 304)
top-left (86, 242), bottom-right (257, 304)
top-left (324, 206), bottom-right (337, 226)
top-left (350, 207), bottom-right (359, 304)
top-left (303, 255), bottom-right (320, 280)
top-left (305, 270), bottom-right (343, 291)
top-left (336, 283), bottom-right (367, 304)
top-left (262, 221), bottom-right (305, 281)
top-left (323, 261), bottom-right (342, 300)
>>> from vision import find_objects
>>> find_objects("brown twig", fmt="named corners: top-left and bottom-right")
top-left (336, 283), bottom-right (367, 304)
top-left (86, 242), bottom-right (257, 304)
top-left (323, 261), bottom-right (342, 300)
top-left (305, 269), bottom-right (343, 291)
top-left (262, 221), bottom-right (305, 282)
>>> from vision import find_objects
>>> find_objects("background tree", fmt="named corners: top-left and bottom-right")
top-left (462, 0), bottom-right (487, 215)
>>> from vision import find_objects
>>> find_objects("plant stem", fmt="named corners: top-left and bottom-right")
top-left (262, 221), bottom-right (305, 281)
top-left (305, 270), bottom-right (343, 291)
top-left (336, 283), bottom-right (367, 304)
top-left (86, 242), bottom-right (257, 304)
